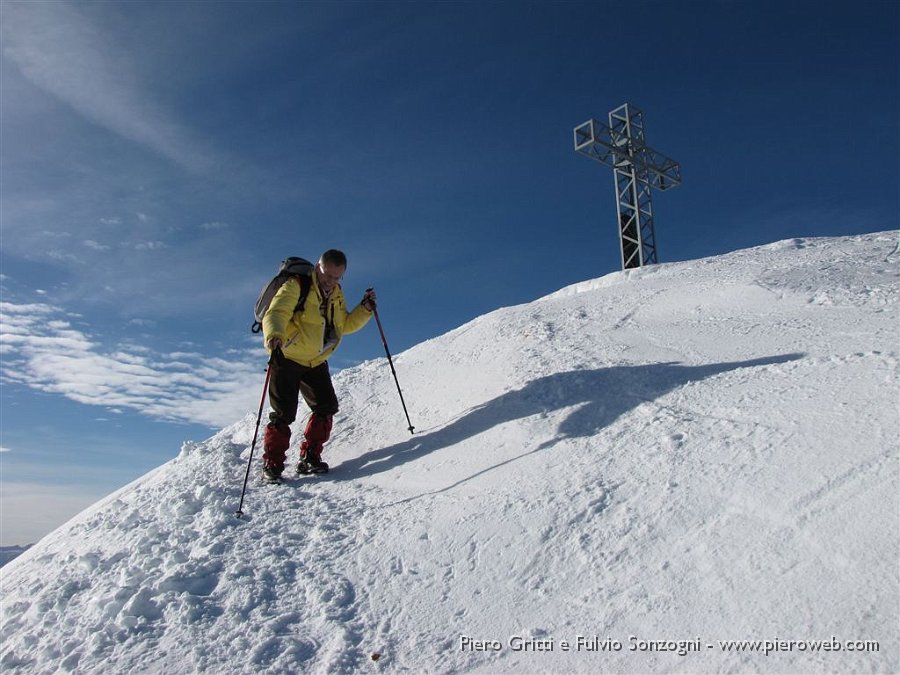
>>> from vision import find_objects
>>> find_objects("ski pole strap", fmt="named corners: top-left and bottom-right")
top-left (364, 287), bottom-right (378, 313)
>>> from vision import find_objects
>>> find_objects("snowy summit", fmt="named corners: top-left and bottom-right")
top-left (1, 232), bottom-right (898, 674)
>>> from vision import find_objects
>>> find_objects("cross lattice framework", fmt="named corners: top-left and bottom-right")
top-left (574, 103), bottom-right (681, 270)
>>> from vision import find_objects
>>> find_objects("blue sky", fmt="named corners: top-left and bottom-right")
top-left (1, 0), bottom-right (897, 545)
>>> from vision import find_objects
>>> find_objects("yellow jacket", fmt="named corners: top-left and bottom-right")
top-left (262, 277), bottom-right (372, 367)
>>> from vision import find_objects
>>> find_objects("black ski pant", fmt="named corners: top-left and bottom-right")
top-left (267, 353), bottom-right (339, 427)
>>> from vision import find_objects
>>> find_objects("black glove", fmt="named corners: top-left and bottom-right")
top-left (362, 288), bottom-right (377, 311)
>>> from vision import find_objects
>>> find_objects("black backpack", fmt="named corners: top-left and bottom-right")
top-left (251, 257), bottom-right (314, 334)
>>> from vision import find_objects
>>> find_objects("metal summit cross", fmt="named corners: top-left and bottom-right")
top-left (574, 103), bottom-right (681, 269)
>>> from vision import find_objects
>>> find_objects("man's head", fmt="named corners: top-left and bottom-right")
top-left (317, 249), bottom-right (347, 293)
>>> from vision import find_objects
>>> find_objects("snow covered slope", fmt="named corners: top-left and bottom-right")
top-left (2, 232), bottom-right (898, 674)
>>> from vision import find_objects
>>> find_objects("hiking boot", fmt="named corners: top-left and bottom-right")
top-left (262, 466), bottom-right (283, 483)
top-left (297, 413), bottom-right (332, 474)
top-left (297, 448), bottom-right (329, 475)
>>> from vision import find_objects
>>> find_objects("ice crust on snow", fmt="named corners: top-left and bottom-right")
top-left (1, 232), bottom-right (898, 674)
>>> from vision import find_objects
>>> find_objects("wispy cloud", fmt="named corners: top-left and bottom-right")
top-left (133, 241), bottom-right (167, 251)
top-left (0, 1), bottom-right (218, 173)
top-left (0, 302), bottom-right (264, 428)
top-left (200, 221), bottom-right (230, 231)
top-left (83, 240), bottom-right (111, 251)
top-left (47, 250), bottom-right (85, 264)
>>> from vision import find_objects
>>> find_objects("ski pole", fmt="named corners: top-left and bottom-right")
top-left (368, 289), bottom-right (415, 434)
top-left (235, 352), bottom-right (276, 518)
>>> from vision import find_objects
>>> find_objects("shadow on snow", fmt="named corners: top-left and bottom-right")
top-left (335, 353), bottom-right (805, 486)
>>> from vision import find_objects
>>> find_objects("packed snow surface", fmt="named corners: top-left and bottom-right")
top-left (2, 232), bottom-right (898, 674)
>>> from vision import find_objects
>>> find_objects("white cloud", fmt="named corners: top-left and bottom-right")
top-left (47, 250), bottom-right (84, 264)
top-left (0, 302), bottom-right (265, 428)
top-left (83, 240), bottom-right (111, 251)
top-left (0, 2), bottom-right (218, 173)
top-left (0, 447), bottom-right (11, 453)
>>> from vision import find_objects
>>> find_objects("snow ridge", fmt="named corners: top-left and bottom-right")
top-left (1, 232), bottom-right (898, 674)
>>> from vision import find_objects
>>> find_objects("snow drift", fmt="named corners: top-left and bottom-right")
top-left (1, 232), bottom-right (898, 674)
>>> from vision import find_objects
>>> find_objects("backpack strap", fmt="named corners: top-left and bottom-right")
top-left (294, 273), bottom-right (313, 315)
top-left (252, 272), bottom-right (314, 334)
